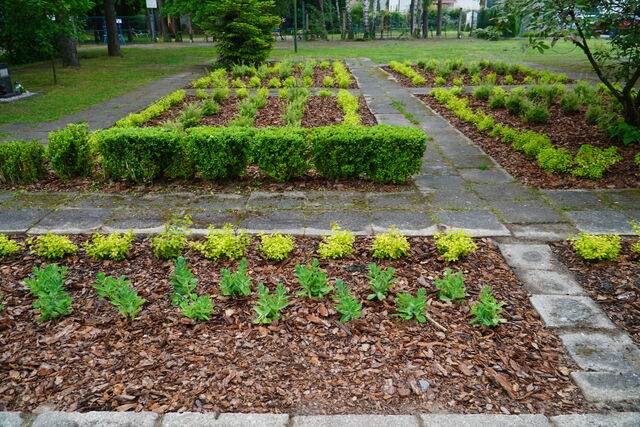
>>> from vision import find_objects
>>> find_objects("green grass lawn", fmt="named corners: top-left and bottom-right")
top-left (1, 37), bottom-right (602, 125)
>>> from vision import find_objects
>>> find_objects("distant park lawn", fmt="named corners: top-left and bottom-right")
top-left (0, 37), bottom-right (603, 125)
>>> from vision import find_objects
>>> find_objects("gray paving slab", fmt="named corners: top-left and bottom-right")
top-left (31, 411), bottom-right (158, 427)
top-left (366, 192), bottom-right (423, 209)
top-left (292, 415), bottom-right (419, 427)
top-left (498, 244), bottom-right (558, 271)
top-left (473, 183), bottom-right (538, 201)
top-left (247, 191), bottom-right (306, 209)
top-left (550, 412), bottom-right (640, 426)
top-left (374, 114), bottom-right (412, 126)
top-left (0, 412), bottom-right (24, 427)
top-left (29, 208), bottom-right (112, 234)
top-left (507, 223), bottom-right (578, 241)
top-left (599, 189), bottom-right (640, 209)
top-left (420, 414), bottom-right (550, 426)
top-left (530, 295), bottom-right (618, 330)
top-left (438, 144), bottom-right (486, 157)
top-left (305, 191), bottom-right (366, 209)
top-left (492, 200), bottom-right (566, 224)
top-left (542, 190), bottom-right (609, 210)
top-left (103, 209), bottom-right (176, 234)
top-left (241, 210), bottom-right (305, 234)
top-left (429, 190), bottom-right (486, 209)
top-left (458, 168), bottom-right (513, 183)
top-left (565, 210), bottom-right (635, 234)
top-left (449, 155), bottom-right (494, 169)
top-left (0, 192), bottom-right (14, 205)
top-left (0, 209), bottom-right (51, 233)
top-left (371, 210), bottom-right (437, 235)
top-left (305, 211), bottom-right (372, 235)
top-left (66, 193), bottom-right (136, 210)
top-left (162, 413), bottom-right (289, 427)
top-left (570, 372), bottom-right (640, 402)
top-left (559, 332), bottom-right (640, 373)
top-left (414, 175), bottom-right (466, 190)
top-left (138, 193), bottom-right (195, 209)
top-left (437, 210), bottom-right (510, 236)
top-left (420, 162), bottom-right (458, 176)
top-left (8, 192), bottom-right (75, 209)
top-left (517, 269), bottom-right (585, 295)
top-left (190, 194), bottom-right (248, 211)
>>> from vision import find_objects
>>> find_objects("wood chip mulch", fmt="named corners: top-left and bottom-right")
top-left (381, 66), bottom-right (540, 88)
top-left (551, 240), bottom-right (640, 345)
top-left (417, 94), bottom-right (640, 189)
top-left (0, 237), bottom-right (593, 415)
top-left (253, 97), bottom-right (287, 128)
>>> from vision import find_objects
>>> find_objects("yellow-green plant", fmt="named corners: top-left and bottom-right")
top-left (332, 61), bottom-right (353, 88)
top-left (236, 88), bottom-right (249, 99)
top-left (631, 221), bottom-right (640, 255)
top-left (191, 224), bottom-right (250, 260)
top-left (29, 233), bottom-right (78, 259)
top-left (0, 234), bottom-right (21, 258)
top-left (259, 232), bottom-right (294, 261)
top-left (433, 229), bottom-right (478, 262)
top-left (388, 61), bottom-right (425, 85)
top-left (323, 75), bottom-right (335, 87)
top-left (569, 233), bottom-right (621, 261)
top-left (336, 89), bottom-right (361, 125)
top-left (151, 217), bottom-right (191, 260)
top-left (85, 231), bottom-right (134, 261)
top-left (371, 226), bottom-right (410, 260)
top-left (267, 77), bottom-right (282, 88)
top-left (317, 223), bottom-right (355, 259)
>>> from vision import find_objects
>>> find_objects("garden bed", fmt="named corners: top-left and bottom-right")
top-left (418, 93), bottom-right (640, 189)
top-left (551, 239), bottom-right (640, 345)
top-left (0, 236), bottom-right (591, 414)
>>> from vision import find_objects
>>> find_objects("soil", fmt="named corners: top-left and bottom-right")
top-left (198, 98), bottom-right (239, 127)
top-left (551, 240), bottom-right (640, 346)
top-left (417, 94), bottom-right (640, 189)
top-left (254, 97), bottom-right (287, 128)
top-left (0, 237), bottom-right (593, 415)
top-left (381, 66), bottom-right (541, 88)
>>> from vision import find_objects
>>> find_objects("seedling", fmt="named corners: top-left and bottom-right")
top-left (333, 280), bottom-right (363, 323)
top-left (393, 288), bottom-right (428, 322)
top-left (180, 295), bottom-right (213, 321)
top-left (169, 256), bottom-right (198, 306)
top-left (151, 216), bottom-right (191, 260)
top-left (94, 273), bottom-right (145, 321)
top-left (470, 285), bottom-right (506, 327)
top-left (219, 258), bottom-right (252, 296)
top-left (295, 259), bottom-right (332, 298)
top-left (253, 283), bottom-right (290, 324)
top-left (435, 268), bottom-right (466, 301)
top-left (25, 264), bottom-right (72, 322)
top-left (366, 263), bottom-right (397, 301)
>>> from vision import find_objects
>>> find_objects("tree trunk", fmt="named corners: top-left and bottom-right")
top-left (409, 0), bottom-right (415, 36)
top-left (363, 0), bottom-right (369, 39)
top-left (436, 0), bottom-right (443, 36)
top-left (422, 0), bottom-right (429, 38)
top-left (345, 0), bottom-right (353, 39)
top-left (371, 0), bottom-right (378, 39)
top-left (335, 0), bottom-right (342, 38)
top-left (157, 0), bottom-right (171, 42)
top-left (318, 0), bottom-right (328, 40)
top-left (104, 0), bottom-right (121, 57)
top-left (414, 0), bottom-right (421, 37)
top-left (58, 15), bottom-right (80, 67)
top-left (173, 15), bottom-right (182, 42)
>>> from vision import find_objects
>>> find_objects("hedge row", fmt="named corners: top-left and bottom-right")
top-left (0, 125), bottom-right (428, 185)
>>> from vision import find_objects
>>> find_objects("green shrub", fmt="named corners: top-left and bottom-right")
top-left (283, 76), bottom-right (297, 88)
top-left (191, 224), bottom-right (250, 260)
top-left (434, 76), bottom-right (446, 86)
top-left (253, 283), bottom-right (289, 324)
top-left (231, 77), bottom-right (246, 88)
top-left (569, 233), bottom-right (621, 261)
top-left (267, 77), bottom-right (281, 88)
top-left (278, 88), bottom-right (289, 99)
top-left (504, 75), bottom-right (515, 84)
top-left (295, 258), bottom-right (332, 298)
top-left (202, 99), bottom-right (220, 116)
top-left (231, 64), bottom-right (256, 77)
top-left (180, 102), bottom-right (205, 128)
top-left (433, 229), bottom-right (478, 262)
top-left (219, 258), bottom-right (252, 296)
top-left (319, 60), bottom-right (330, 69)
top-left (470, 285), bottom-right (506, 327)
top-left (47, 123), bottom-right (93, 179)
top-left (235, 87), bottom-right (249, 99)
top-left (333, 61), bottom-right (353, 88)
top-left (322, 75), bottom-right (334, 88)
top-left (180, 295), bottom-right (214, 321)
top-left (585, 105), bottom-right (604, 125)
top-left (212, 87), bottom-right (230, 103)
top-left (630, 220), bottom-right (640, 255)
top-left (302, 76), bottom-right (313, 87)
top-left (336, 89), bottom-right (361, 125)
top-left (393, 288), bottom-right (428, 323)
top-left (488, 93), bottom-right (506, 109)
top-left (282, 87), bottom-right (309, 127)
top-left (259, 232), bottom-right (294, 261)
top-left (25, 264), bottom-right (72, 322)
top-left (452, 77), bottom-right (464, 86)
top-left (0, 139), bottom-right (46, 184)
top-left (186, 126), bottom-right (252, 180)
top-left (0, 294), bottom-right (3, 311)
top-left (151, 217), bottom-right (191, 260)
top-left (317, 224), bottom-right (355, 259)
top-left (0, 234), bottom-right (21, 258)
top-left (601, 116), bottom-right (640, 146)
top-left (196, 89), bottom-right (209, 99)
top-left (560, 93), bottom-right (581, 113)
top-left (473, 85), bottom-right (493, 101)
top-left (366, 263), bottom-right (397, 301)
top-left (251, 127), bottom-right (309, 181)
top-left (29, 233), bottom-right (78, 259)
top-left (571, 145), bottom-right (622, 179)
top-left (371, 226), bottom-right (410, 260)
top-left (505, 94), bottom-right (527, 115)
top-left (522, 104), bottom-right (550, 124)
top-left (435, 268), bottom-right (466, 301)
top-left (85, 231), bottom-right (134, 261)
top-left (537, 147), bottom-right (574, 173)
top-left (333, 280), bottom-right (363, 323)
top-left (95, 127), bottom-right (192, 183)
top-left (116, 90), bottom-right (185, 127)
top-left (318, 89), bottom-right (333, 97)
top-left (94, 273), bottom-right (145, 321)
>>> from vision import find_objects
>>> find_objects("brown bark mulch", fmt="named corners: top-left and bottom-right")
top-left (198, 97), bottom-right (239, 127)
top-left (301, 96), bottom-right (343, 128)
top-left (359, 96), bottom-right (378, 127)
top-left (142, 95), bottom-right (199, 127)
top-left (551, 240), bottom-right (640, 346)
top-left (0, 237), bottom-right (592, 415)
top-left (253, 97), bottom-right (287, 128)
top-left (382, 66), bottom-right (540, 88)
top-left (417, 94), bottom-right (640, 189)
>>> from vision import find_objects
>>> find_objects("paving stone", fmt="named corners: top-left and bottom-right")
top-left (305, 191), bottom-right (366, 209)
top-left (492, 200), bottom-right (566, 224)
top-left (0, 209), bottom-right (51, 233)
top-left (565, 210), bottom-right (634, 234)
top-left (366, 193), bottom-right (423, 209)
top-left (429, 190), bottom-right (486, 209)
top-left (458, 168), bottom-right (513, 183)
top-left (559, 332), bottom-right (640, 373)
top-left (542, 190), bottom-right (609, 210)
top-left (31, 411), bottom-right (158, 427)
top-left (241, 210), bottom-right (305, 234)
top-left (437, 210), bottom-right (510, 236)
top-left (139, 193), bottom-right (195, 209)
top-left (66, 193), bottom-right (135, 210)
top-left (449, 155), bottom-right (493, 169)
top-left (305, 211), bottom-right (372, 235)
top-left (498, 244), bottom-right (558, 270)
top-left (420, 414), bottom-right (550, 426)
top-left (570, 372), bottom-right (640, 402)
top-left (103, 210), bottom-right (172, 233)
top-left (247, 191), bottom-right (306, 209)
top-left (529, 295), bottom-right (617, 330)
top-left (374, 114), bottom-right (412, 126)
top-left (420, 162), bottom-right (458, 176)
top-left (9, 192), bottom-right (74, 209)
top-left (517, 269), bottom-right (585, 295)
top-left (0, 412), bottom-right (24, 427)
top-left (414, 175), bottom-right (466, 190)
top-left (293, 415), bottom-right (419, 427)
top-left (0, 192), bottom-right (14, 205)
top-left (162, 412), bottom-right (289, 427)
top-left (473, 183), bottom-right (537, 201)
top-left (507, 223), bottom-right (578, 241)
top-left (624, 210), bottom-right (640, 221)
top-left (371, 210), bottom-right (436, 235)
top-left (30, 208), bottom-right (112, 234)
top-left (550, 412), bottom-right (640, 426)
top-left (190, 194), bottom-right (247, 211)
top-left (439, 144), bottom-right (486, 157)
top-left (599, 189), bottom-right (640, 209)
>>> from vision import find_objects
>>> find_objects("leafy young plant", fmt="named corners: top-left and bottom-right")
top-left (169, 256), bottom-right (199, 306)
top-left (433, 229), bottom-right (478, 262)
top-left (29, 233), bottom-right (78, 259)
top-left (367, 263), bottom-right (397, 301)
top-left (630, 220), bottom-right (640, 255)
top-left (219, 258), bottom-right (252, 296)
top-left (85, 231), bottom-right (134, 261)
top-left (317, 224), bottom-right (355, 259)
top-left (435, 268), bottom-right (466, 301)
top-left (0, 294), bottom-right (4, 312)
top-left (295, 259), bottom-right (332, 298)
top-left (190, 224), bottom-right (250, 260)
top-left (571, 145), bottom-right (622, 180)
top-left (253, 283), bottom-right (290, 324)
top-left (470, 285), bottom-right (506, 327)
top-left (393, 288), bottom-right (428, 322)
top-left (180, 295), bottom-right (214, 321)
top-left (151, 217), bottom-right (191, 260)
top-left (537, 147), bottom-right (574, 173)
top-left (0, 234), bottom-right (21, 258)
top-left (94, 273), bottom-right (145, 321)
top-left (333, 279), bottom-right (363, 323)
top-left (24, 264), bottom-right (72, 322)
top-left (371, 226), bottom-right (410, 260)
top-left (569, 233), bottom-right (621, 261)
top-left (259, 232), bottom-right (294, 261)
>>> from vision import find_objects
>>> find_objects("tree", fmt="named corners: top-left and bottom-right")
top-left (500, 0), bottom-right (640, 127)
top-left (345, 0), bottom-right (353, 39)
top-left (422, 0), bottom-right (430, 38)
top-left (206, 0), bottom-right (280, 65)
top-left (436, 0), bottom-right (443, 36)
top-left (104, 0), bottom-right (121, 56)
top-left (362, 0), bottom-right (370, 38)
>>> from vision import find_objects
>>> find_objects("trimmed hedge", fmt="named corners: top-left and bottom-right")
top-left (0, 139), bottom-right (46, 184)
top-left (47, 123), bottom-right (94, 179)
top-left (251, 127), bottom-right (309, 181)
top-left (186, 127), bottom-right (253, 180)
